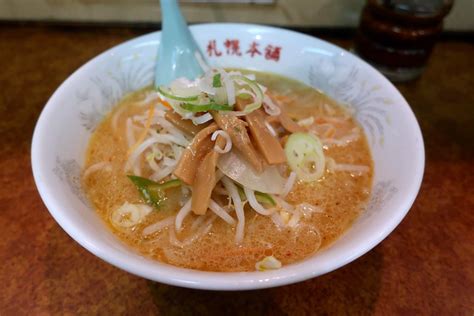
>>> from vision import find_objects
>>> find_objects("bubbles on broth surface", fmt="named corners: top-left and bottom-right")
top-left (83, 71), bottom-right (373, 272)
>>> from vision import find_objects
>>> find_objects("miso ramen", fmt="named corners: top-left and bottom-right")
top-left (83, 69), bottom-right (373, 272)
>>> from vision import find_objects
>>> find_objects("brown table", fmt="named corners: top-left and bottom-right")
top-left (1, 25), bottom-right (473, 315)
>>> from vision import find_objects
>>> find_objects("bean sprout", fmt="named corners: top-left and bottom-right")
top-left (296, 203), bottom-right (324, 218)
top-left (263, 95), bottom-right (281, 116)
top-left (244, 187), bottom-right (274, 216)
top-left (192, 112), bottom-right (213, 125)
top-left (222, 177), bottom-right (245, 243)
top-left (175, 198), bottom-right (192, 231)
top-left (281, 172), bottom-right (297, 198)
top-left (209, 199), bottom-right (235, 224)
top-left (170, 214), bottom-right (216, 248)
top-left (211, 130), bottom-right (232, 153)
top-left (83, 162), bottom-right (112, 179)
top-left (297, 116), bottom-right (314, 127)
top-left (264, 121), bottom-right (277, 137)
top-left (142, 216), bottom-right (175, 236)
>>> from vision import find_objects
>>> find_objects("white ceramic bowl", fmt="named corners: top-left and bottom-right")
top-left (31, 23), bottom-right (424, 290)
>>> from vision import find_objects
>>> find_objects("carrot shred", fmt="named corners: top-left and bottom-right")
top-left (127, 104), bottom-right (155, 156)
top-left (315, 117), bottom-right (327, 124)
top-left (160, 100), bottom-right (172, 110)
top-left (324, 126), bottom-right (336, 138)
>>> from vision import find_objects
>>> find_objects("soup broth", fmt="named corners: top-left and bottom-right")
top-left (83, 71), bottom-right (373, 272)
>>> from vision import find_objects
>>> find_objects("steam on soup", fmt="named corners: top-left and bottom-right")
top-left (83, 69), bottom-right (373, 272)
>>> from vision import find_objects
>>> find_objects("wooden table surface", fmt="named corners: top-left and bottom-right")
top-left (1, 25), bottom-right (473, 315)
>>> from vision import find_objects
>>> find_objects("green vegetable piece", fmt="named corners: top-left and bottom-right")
top-left (255, 192), bottom-right (276, 206)
top-left (230, 75), bottom-right (263, 113)
top-left (181, 103), bottom-right (233, 112)
top-left (236, 185), bottom-right (276, 206)
top-left (127, 175), bottom-right (182, 208)
top-left (237, 186), bottom-right (246, 201)
top-left (212, 73), bottom-right (222, 88)
top-left (157, 86), bottom-right (199, 102)
top-left (237, 93), bottom-right (252, 100)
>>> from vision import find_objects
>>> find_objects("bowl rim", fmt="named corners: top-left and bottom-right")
top-left (31, 22), bottom-right (425, 290)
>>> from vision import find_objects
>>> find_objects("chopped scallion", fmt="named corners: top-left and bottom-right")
top-left (212, 73), bottom-right (222, 88)
top-left (181, 103), bottom-right (233, 112)
top-left (128, 175), bottom-right (182, 209)
top-left (157, 86), bottom-right (199, 102)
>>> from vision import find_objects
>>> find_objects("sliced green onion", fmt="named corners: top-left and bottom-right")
top-left (231, 75), bottom-right (263, 113)
top-left (237, 93), bottom-right (252, 100)
top-left (181, 103), bottom-right (233, 112)
top-left (284, 133), bottom-right (326, 182)
top-left (255, 192), bottom-right (276, 206)
top-left (212, 73), bottom-right (222, 88)
top-left (157, 86), bottom-right (199, 102)
top-left (128, 175), bottom-right (182, 209)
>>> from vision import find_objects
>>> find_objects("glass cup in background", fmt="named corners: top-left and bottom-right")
top-left (354, 0), bottom-right (453, 82)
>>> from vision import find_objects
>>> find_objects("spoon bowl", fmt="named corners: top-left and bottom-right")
top-left (155, 0), bottom-right (206, 86)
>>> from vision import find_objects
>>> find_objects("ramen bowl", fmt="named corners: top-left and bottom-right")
top-left (31, 23), bottom-right (424, 290)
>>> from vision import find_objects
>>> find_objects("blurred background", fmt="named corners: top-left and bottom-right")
top-left (0, 0), bottom-right (471, 31)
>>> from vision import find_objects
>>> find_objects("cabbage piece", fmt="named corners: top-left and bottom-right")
top-left (217, 150), bottom-right (286, 194)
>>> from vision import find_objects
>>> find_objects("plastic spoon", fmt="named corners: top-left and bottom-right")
top-left (155, 0), bottom-right (206, 87)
